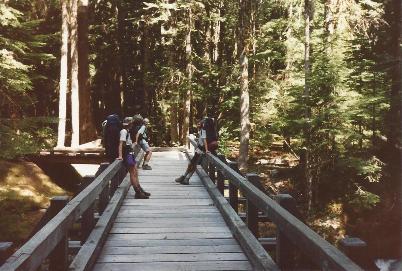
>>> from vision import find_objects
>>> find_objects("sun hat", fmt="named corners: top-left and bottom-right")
top-left (122, 117), bottom-right (133, 126)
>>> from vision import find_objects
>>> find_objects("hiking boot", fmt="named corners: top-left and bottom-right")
top-left (135, 191), bottom-right (149, 199)
top-left (140, 186), bottom-right (151, 197)
top-left (175, 175), bottom-right (185, 183)
top-left (142, 164), bottom-right (152, 170)
top-left (180, 178), bottom-right (190, 185)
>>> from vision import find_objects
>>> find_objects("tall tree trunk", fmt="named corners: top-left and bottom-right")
top-left (304, 0), bottom-right (313, 212)
top-left (70, 0), bottom-right (80, 147)
top-left (389, 0), bottom-right (402, 256)
top-left (238, 0), bottom-right (252, 172)
top-left (78, 0), bottom-right (96, 144)
top-left (57, 0), bottom-right (69, 148)
top-left (182, 7), bottom-right (192, 145)
top-left (142, 21), bottom-right (151, 116)
top-left (117, 1), bottom-right (128, 114)
top-left (170, 101), bottom-right (179, 144)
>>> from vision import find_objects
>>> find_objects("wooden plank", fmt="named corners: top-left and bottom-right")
top-left (93, 261), bottom-right (253, 271)
top-left (112, 222), bottom-right (226, 228)
top-left (68, 177), bottom-right (131, 271)
top-left (100, 244), bottom-right (243, 255)
top-left (107, 232), bottom-right (233, 240)
top-left (114, 217), bottom-right (226, 223)
top-left (115, 213), bottom-right (223, 218)
top-left (103, 238), bottom-right (239, 247)
top-left (118, 205), bottom-right (215, 211)
top-left (110, 227), bottom-right (231, 234)
top-left (120, 200), bottom-right (214, 206)
top-left (117, 208), bottom-right (218, 214)
top-left (97, 253), bottom-right (247, 263)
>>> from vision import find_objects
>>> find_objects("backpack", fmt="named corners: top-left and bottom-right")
top-left (130, 124), bottom-right (145, 144)
top-left (103, 114), bottom-right (122, 161)
top-left (202, 117), bottom-right (219, 151)
top-left (130, 114), bottom-right (145, 143)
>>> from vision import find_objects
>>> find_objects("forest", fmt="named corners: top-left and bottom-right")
top-left (0, 0), bottom-right (401, 263)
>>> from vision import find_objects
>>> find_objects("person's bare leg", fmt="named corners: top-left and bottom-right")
top-left (142, 150), bottom-right (153, 170)
top-left (128, 166), bottom-right (139, 188)
top-left (145, 150), bottom-right (152, 162)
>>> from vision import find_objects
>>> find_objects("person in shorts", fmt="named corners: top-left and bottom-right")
top-left (175, 119), bottom-right (210, 185)
top-left (134, 117), bottom-right (153, 170)
top-left (117, 117), bottom-right (150, 199)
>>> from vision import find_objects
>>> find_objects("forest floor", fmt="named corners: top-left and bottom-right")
top-left (0, 160), bottom-right (68, 247)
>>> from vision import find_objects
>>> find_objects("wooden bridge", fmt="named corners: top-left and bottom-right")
top-left (0, 138), bottom-right (364, 271)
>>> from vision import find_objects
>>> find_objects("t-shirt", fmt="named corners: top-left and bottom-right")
top-left (137, 125), bottom-right (148, 142)
top-left (198, 129), bottom-right (207, 146)
top-left (120, 129), bottom-right (133, 146)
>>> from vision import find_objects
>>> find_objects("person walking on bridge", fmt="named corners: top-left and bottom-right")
top-left (117, 117), bottom-right (150, 199)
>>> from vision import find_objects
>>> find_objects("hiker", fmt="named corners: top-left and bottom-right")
top-left (175, 117), bottom-right (219, 185)
top-left (117, 117), bottom-right (150, 199)
top-left (102, 114), bottom-right (122, 163)
top-left (133, 117), bottom-right (153, 170)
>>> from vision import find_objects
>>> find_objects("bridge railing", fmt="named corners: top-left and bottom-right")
top-left (188, 137), bottom-right (363, 271)
top-left (0, 149), bottom-right (143, 271)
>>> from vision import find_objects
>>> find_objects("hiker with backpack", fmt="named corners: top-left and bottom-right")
top-left (175, 117), bottom-right (219, 185)
top-left (103, 114), bottom-right (122, 163)
top-left (132, 117), bottom-right (153, 170)
top-left (117, 117), bottom-right (150, 199)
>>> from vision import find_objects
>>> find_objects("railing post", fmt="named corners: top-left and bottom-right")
top-left (81, 203), bottom-right (95, 244)
top-left (96, 163), bottom-right (110, 215)
top-left (110, 174), bottom-right (119, 197)
top-left (246, 173), bottom-right (260, 238)
top-left (99, 181), bottom-right (110, 215)
top-left (275, 194), bottom-right (298, 269)
top-left (228, 161), bottom-right (239, 213)
top-left (216, 154), bottom-right (226, 195)
top-left (0, 242), bottom-right (13, 265)
top-left (208, 159), bottom-right (216, 184)
top-left (339, 237), bottom-right (368, 269)
top-left (49, 196), bottom-right (69, 271)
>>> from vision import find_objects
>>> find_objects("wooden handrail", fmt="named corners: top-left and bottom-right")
top-left (188, 137), bottom-right (363, 271)
top-left (0, 153), bottom-right (133, 271)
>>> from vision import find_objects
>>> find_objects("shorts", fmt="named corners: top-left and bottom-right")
top-left (140, 140), bottom-right (151, 152)
top-left (124, 153), bottom-right (137, 168)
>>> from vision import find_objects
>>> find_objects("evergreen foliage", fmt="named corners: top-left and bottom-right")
top-left (0, 0), bottom-right (400, 258)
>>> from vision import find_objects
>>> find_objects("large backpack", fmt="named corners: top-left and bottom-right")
top-left (202, 117), bottom-right (219, 151)
top-left (103, 114), bottom-right (122, 162)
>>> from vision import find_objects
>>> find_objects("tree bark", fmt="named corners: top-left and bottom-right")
top-left (182, 7), bottom-right (192, 145)
top-left (304, 0), bottom-right (313, 212)
top-left (57, 0), bottom-right (69, 148)
top-left (238, 0), bottom-right (252, 172)
top-left (142, 20), bottom-right (151, 116)
top-left (78, 0), bottom-right (96, 144)
top-left (389, 0), bottom-right (402, 256)
top-left (70, 0), bottom-right (80, 147)
top-left (117, 1), bottom-right (128, 114)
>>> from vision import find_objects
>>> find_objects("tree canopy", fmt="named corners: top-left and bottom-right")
top-left (0, 0), bottom-right (400, 259)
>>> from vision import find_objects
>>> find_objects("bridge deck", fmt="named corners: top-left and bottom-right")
top-left (93, 151), bottom-right (253, 271)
